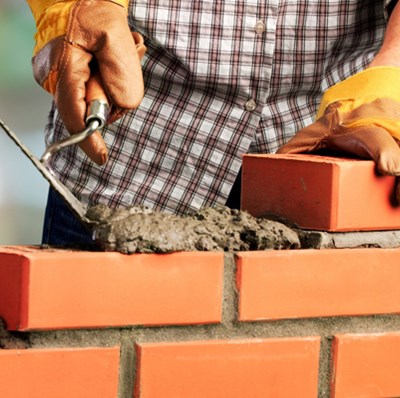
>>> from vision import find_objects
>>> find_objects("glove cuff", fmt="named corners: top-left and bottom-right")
top-left (28, 0), bottom-right (129, 55)
top-left (317, 66), bottom-right (400, 119)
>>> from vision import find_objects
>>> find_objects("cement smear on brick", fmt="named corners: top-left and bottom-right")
top-left (86, 205), bottom-right (301, 253)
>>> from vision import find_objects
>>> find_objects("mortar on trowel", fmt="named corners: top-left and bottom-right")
top-left (1, 82), bottom-right (300, 253)
top-left (0, 114), bottom-right (301, 253)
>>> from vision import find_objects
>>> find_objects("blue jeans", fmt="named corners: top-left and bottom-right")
top-left (41, 188), bottom-right (100, 250)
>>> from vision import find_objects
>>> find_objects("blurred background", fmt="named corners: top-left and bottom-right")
top-left (0, 0), bottom-right (51, 244)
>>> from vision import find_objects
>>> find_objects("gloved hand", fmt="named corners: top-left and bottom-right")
top-left (277, 67), bottom-right (400, 192)
top-left (27, 0), bottom-right (147, 165)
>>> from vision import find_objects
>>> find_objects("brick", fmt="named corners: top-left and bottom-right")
top-left (332, 333), bottom-right (400, 398)
top-left (134, 337), bottom-right (320, 398)
top-left (241, 153), bottom-right (400, 231)
top-left (0, 246), bottom-right (223, 330)
top-left (236, 249), bottom-right (400, 321)
top-left (0, 347), bottom-right (119, 397)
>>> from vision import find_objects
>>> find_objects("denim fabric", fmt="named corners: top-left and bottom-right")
top-left (41, 188), bottom-right (100, 250)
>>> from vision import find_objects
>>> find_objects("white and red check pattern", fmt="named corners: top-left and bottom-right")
top-left (45, 0), bottom-right (394, 214)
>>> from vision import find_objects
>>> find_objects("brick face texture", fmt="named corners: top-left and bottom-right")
top-left (0, 247), bottom-right (224, 330)
top-left (134, 338), bottom-right (320, 398)
top-left (0, 347), bottom-right (120, 397)
top-left (332, 333), bottom-right (400, 398)
top-left (236, 250), bottom-right (400, 320)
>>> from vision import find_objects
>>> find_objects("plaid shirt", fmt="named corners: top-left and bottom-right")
top-left (46, 0), bottom-right (394, 214)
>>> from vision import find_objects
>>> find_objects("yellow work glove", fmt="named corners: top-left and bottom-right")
top-left (27, 0), bottom-right (147, 165)
top-left (277, 67), bottom-right (400, 199)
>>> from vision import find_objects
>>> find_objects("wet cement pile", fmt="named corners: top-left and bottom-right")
top-left (86, 205), bottom-right (301, 254)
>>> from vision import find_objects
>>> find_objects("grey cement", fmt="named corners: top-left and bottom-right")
top-left (86, 205), bottom-right (301, 253)
top-left (86, 203), bottom-right (400, 253)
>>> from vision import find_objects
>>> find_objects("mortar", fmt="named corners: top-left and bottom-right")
top-left (1, 117), bottom-right (300, 253)
top-left (86, 204), bottom-right (301, 253)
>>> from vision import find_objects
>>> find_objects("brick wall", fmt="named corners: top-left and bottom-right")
top-left (2, 245), bottom-right (400, 397)
top-left (2, 155), bottom-right (400, 397)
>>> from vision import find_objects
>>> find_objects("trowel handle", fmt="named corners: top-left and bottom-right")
top-left (85, 73), bottom-right (109, 128)
top-left (40, 73), bottom-right (110, 164)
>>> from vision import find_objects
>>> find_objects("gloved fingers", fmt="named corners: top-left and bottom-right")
top-left (30, 0), bottom-right (146, 166)
top-left (95, 27), bottom-right (145, 111)
top-left (132, 31), bottom-right (147, 60)
top-left (329, 125), bottom-right (400, 175)
top-left (55, 48), bottom-right (89, 134)
top-left (98, 31), bottom-right (147, 124)
top-left (375, 135), bottom-right (400, 176)
top-left (279, 100), bottom-right (400, 176)
top-left (106, 105), bottom-right (128, 125)
top-left (55, 48), bottom-right (108, 166)
top-left (277, 112), bottom-right (335, 154)
top-left (78, 130), bottom-right (108, 166)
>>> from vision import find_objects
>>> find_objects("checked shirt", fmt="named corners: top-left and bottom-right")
top-left (45, 0), bottom-right (394, 214)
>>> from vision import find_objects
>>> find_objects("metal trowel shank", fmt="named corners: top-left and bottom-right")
top-left (0, 118), bottom-right (94, 228)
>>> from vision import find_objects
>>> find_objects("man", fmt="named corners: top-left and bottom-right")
top-left (27, 0), bottom-right (400, 248)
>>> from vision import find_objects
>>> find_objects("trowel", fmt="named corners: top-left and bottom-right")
top-left (0, 77), bottom-right (108, 229)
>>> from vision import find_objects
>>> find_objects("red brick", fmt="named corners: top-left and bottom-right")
top-left (0, 347), bottom-right (119, 397)
top-left (237, 249), bottom-right (400, 321)
top-left (0, 246), bottom-right (223, 330)
top-left (332, 333), bottom-right (400, 398)
top-left (134, 337), bottom-right (320, 398)
top-left (241, 153), bottom-right (400, 231)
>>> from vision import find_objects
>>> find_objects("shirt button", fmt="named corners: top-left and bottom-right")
top-left (254, 20), bottom-right (266, 34)
top-left (245, 99), bottom-right (257, 112)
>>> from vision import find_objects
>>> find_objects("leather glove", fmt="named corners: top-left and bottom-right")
top-left (277, 67), bottom-right (400, 181)
top-left (27, 0), bottom-right (147, 165)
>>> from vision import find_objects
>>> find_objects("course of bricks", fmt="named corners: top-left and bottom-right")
top-left (1, 155), bottom-right (400, 397)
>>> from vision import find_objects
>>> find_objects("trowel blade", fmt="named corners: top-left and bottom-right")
top-left (0, 118), bottom-right (92, 227)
